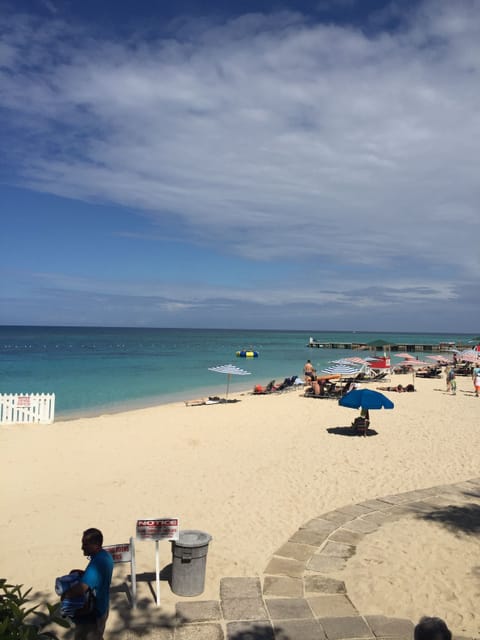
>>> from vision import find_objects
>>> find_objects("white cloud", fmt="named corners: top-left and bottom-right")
top-left (0, 1), bottom-right (479, 320)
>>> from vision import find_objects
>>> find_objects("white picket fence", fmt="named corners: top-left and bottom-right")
top-left (0, 393), bottom-right (55, 424)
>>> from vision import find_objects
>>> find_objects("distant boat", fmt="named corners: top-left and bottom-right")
top-left (236, 349), bottom-right (259, 358)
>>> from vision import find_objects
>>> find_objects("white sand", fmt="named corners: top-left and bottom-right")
top-left (1, 373), bottom-right (478, 635)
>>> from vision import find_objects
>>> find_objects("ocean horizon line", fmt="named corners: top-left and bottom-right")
top-left (0, 324), bottom-right (477, 336)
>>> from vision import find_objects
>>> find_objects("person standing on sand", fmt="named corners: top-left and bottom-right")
top-left (449, 368), bottom-right (456, 395)
top-left (446, 366), bottom-right (455, 394)
top-left (414, 617), bottom-right (451, 640)
top-left (473, 364), bottom-right (480, 397)
top-left (304, 359), bottom-right (316, 382)
top-left (62, 528), bottom-right (113, 640)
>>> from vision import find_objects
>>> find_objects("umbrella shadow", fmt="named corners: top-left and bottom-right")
top-left (327, 425), bottom-right (379, 437)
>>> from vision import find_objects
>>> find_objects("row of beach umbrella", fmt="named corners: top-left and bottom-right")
top-left (207, 347), bottom-right (479, 399)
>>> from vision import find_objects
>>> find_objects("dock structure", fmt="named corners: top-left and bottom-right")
top-left (307, 340), bottom-right (464, 352)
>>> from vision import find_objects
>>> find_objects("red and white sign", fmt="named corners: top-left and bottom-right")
top-left (136, 518), bottom-right (179, 541)
top-left (17, 396), bottom-right (31, 407)
top-left (104, 543), bottom-right (132, 563)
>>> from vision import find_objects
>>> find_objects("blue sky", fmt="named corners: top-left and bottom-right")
top-left (1, 0), bottom-right (479, 331)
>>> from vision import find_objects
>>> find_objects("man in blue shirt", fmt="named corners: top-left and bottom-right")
top-left (63, 528), bottom-right (114, 640)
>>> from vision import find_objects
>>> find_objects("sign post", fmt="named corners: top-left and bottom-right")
top-left (136, 518), bottom-right (179, 607)
top-left (104, 537), bottom-right (137, 608)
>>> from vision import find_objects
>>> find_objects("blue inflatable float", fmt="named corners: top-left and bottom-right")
top-left (236, 350), bottom-right (259, 358)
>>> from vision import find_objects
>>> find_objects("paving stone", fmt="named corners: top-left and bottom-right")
top-left (361, 511), bottom-right (397, 525)
top-left (264, 556), bottom-right (305, 578)
top-left (411, 486), bottom-right (443, 498)
top-left (122, 630), bottom-right (174, 640)
top-left (406, 501), bottom-right (438, 513)
top-left (226, 621), bottom-right (274, 640)
top-left (175, 601), bottom-right (222, 623)
top-left (301, 518), bottom-right (338, 534)
top-left (307, 555), bottom-right (346, 573)
top-left (304, 575), bottom-right (346, 594)
top-left (337, 504), bottom-right (374, 517)
top-left (453, 481), bottom-right (480, 493)
top-left (378, 494), bottom-right (409, 505)
top-left (329, 529), bottom-right (365, 546)
top-left (398, 490), bottom-right (432, 502)
top-left (174, 623), bottom-right (224, 640)
top-left (342, 518), bottom-right (379, 534)
top-left (221, 597), bottom-right (267, 621)
top-left (386, 505), bottom-right (418, 517)
top-left (275, 541), bottom-right (317, 562)
top-left (319, 541), bottom-right (355, 559)
top-left (357, 499), bottom-right (394, 511)
top-left (416, 496), bottom-right (456, 508)
top-left (433, 484), bottom-right (465, 496)
top-left (375, 636), bottom-right (416, 640)
top-left (319, 616), bottom-right (374, 640)
top-left (263, 576), bottom-right (304, 598)
top-left (307, 595), bottom-right (358, 617)
top-left (273, 619), bottom-right (326, 640)
top-left (289, 528), bottom-right (332, 547)
top-left (319, 511), bottom-right (356, 525)
top-left (220, 577), bottom-right (262, 600)
top-left (365, 616), bottom-right (414, 638)
top-left (265, 597), bottom-right (314, 620)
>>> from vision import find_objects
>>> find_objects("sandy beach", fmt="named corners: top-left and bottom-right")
top-left (1, 373), bottom-right (479, 636)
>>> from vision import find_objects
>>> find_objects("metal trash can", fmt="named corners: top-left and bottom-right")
top-left (171, 530), bottom-right (212, 596)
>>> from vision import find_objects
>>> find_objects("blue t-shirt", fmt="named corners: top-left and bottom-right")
top-left (82, 549), bottom-right (114, 617)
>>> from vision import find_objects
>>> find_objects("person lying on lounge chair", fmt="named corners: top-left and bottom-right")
top-left (253, 380), bottom-right (279, 394)
top-left (377, 384), bottom-right (415, 392)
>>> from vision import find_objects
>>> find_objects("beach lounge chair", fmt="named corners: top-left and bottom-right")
top-left (253, 380), bottom-right (277, 395)
top-left (351, 416), bottom-right (370, 436)
top-left (276, 375), bottom-right (298, 392)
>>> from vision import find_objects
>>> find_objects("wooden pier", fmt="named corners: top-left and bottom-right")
top-left (307, 341), bottom-right (467, 352)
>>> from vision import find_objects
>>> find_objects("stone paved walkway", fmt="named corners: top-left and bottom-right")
top-left (122, 477), bottom-right (480, 640)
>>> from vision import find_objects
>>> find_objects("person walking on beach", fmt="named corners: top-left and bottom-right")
top-left (446, 366), bottom-right (455, 394)
top-left (449, 369), bottom-right (456, 395)
top-left (62, 528), bottom-right (113, 640)
top-left (473, 364), bottom-right (480, 397)
top-left (414, 617), bottom-right (451, 640)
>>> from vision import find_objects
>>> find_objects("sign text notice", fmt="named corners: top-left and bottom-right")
top-left (136, 518), bottom-right (179, 541)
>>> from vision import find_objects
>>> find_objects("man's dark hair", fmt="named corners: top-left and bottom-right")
top-left (83, 528), bottom-right (103, 546)
top-left (414, 617), bottom-right (452, 640)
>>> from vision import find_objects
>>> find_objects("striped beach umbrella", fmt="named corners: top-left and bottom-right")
top-left (459, 350), bottom-right (480, 363)
top-left (208, 363), bottom-right (251, 398)
top-left (395, 359), bottom-right (430, 383)
top-left (335, 357), bottom-right (368, 365)
top-left (426, 355), bottom-right (450, 363)
top-left (319, 363), bottom-right (362, 377)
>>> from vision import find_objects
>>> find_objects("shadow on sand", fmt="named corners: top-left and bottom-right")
top-left (327, 425), bottom-right (379, 437)
top-left (417, 488), bottom-right (480, 537)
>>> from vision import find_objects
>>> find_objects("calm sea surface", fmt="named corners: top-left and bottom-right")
top-left (0, 327), bottom-right (473, 419)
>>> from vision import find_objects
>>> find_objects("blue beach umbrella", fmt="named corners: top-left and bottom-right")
top-left (339, 389), bottom-right (394, 410)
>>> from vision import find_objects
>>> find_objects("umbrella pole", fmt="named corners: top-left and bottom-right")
top-left (226, 373), bottom-right (231, 398)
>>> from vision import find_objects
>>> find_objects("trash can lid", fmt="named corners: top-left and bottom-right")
top-left (176, 529), bottom-right (212, 547)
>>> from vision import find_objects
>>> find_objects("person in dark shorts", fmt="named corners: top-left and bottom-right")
top-left (62, 528), bottom-right (114, 640)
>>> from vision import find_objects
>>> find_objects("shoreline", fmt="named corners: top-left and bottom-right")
top-left (54, 377), bottom-right (262, 421)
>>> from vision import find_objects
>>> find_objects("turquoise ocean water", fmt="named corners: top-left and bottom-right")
top-left (0, 327), bottom-right (474, 419)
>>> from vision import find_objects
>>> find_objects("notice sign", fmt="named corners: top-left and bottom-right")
top-left (136, 518), bottom-right (179, 541)
top-left (104, 543), bottom-right (132, 563)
